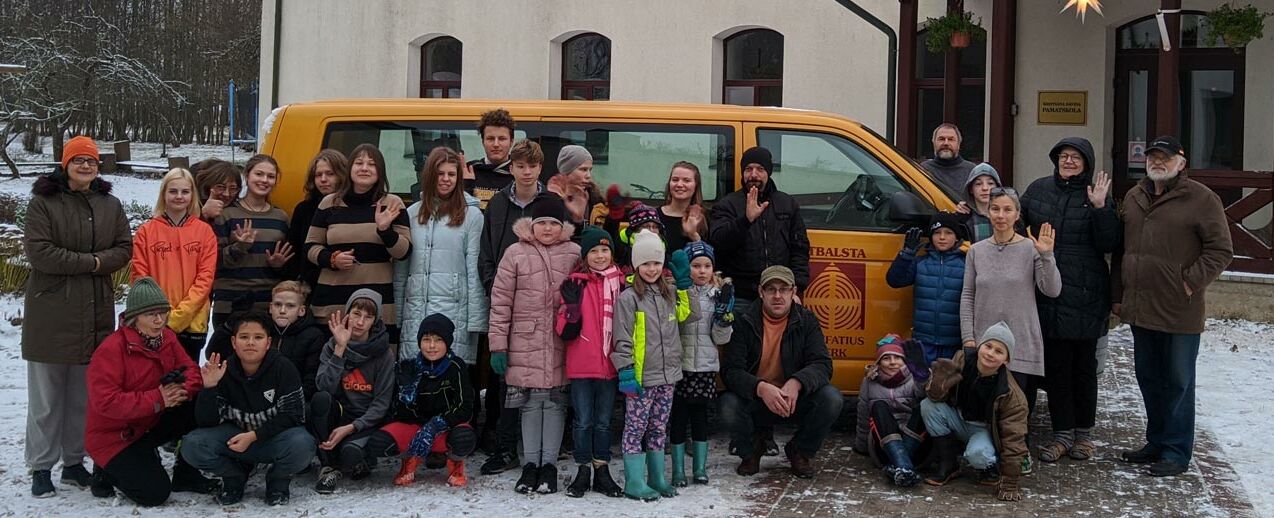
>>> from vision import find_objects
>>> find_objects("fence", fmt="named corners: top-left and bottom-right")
top-left (1190, 169), bottom-right (1274, 274)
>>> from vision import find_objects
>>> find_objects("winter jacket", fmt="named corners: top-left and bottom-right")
top-left (1020, 138), bottom-right (1123, 340)
top-left (854, 366), bottom-right (925, 458)
top-left (963, 166), bottom-right (1002, 243)
top-left (211, 202), bottom-right (288, 316)
top-left (1112, 173), bottom-right (1233, 334)
top-left (611, 283), bottom-right (699, 388)
top-left (679, 284), bottom-right (731, 373)
top-left (560, 267), bottom-right (625, 380)
top-left (926, 348), bottom-right (1029, 481)
top-left (709, 180), bottom-right (811, 301)
top-left (722, 302), bottom-right (832, 401)
top-left (464, 158), bottom-right (513, 210)
top-left (488, 218), bottom-right (581, 389)
top-left (314, 321), bottom-right (397, 432)
top-left (22, 173), bottom-right (132, 364)
top-left (194, 348), bottom-right (306, 441)
top-left (393, 353), bottom-right (473, 426)
top-left (86, 326), bottom-right (203, 467)
top-left (132, 214), bottom-right (218, 335)
top-left (272, 311), bottom-right (325, 399)
top-left (886, 246), bottom-right (966, 347)
top-left (394, 193), bottom-right (488, 362)
top-left (479, 185), bottom-right (549, 294)
top-left (921, 156), bottom-right (977, 196)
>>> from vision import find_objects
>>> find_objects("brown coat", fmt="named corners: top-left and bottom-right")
top-left (1112, 174), bottom-right (1233, 334)
top-left (926, 348), bottom-right (1030, 480)
top-left (22, 174), bottom-right (132, 364)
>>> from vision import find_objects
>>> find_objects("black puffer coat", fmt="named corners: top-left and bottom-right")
top-left (1019, 137), bottom-right (1122, 340)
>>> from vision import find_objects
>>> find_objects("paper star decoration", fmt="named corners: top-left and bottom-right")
top-left (1061, 0), bottom-right (1104, 22)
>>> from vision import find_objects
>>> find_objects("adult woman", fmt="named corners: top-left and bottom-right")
top-left (658, 161), bottom-right (708, 252)
top-left (394, 147), bottom-right (487, 364)
top-left (192, 159), bottom-right (241, 222)
top-left (22, 136), bottom-right (132, 498)
top-left (960, 188), bottom-right (1061, 422)
top-left (306, 143), bottom-right (412, 347)
top-left (1020, 138), bottom-right (1121, 462)
top-left (287, 149), bottom-right (349, 288)
top-left (132, 168), bottom-right (219, 361)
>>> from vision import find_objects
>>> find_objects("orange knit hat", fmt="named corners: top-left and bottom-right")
top-left (61, 136), bottom-right (100, 169)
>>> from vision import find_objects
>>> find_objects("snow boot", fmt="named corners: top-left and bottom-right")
top-left (646, 450), bottom-right (677, 498)
top-left (446, 459), bottom-right (467, 487)
top-left (622, 453), bottom-right (659, 501)
top-left (394, 456), bottom-right (422, 486)
top-left (514, 463), bottom-right (538, 494)
top-left (691, 441), bottom-right (710, 484)
top-left (565, 464), bottom-right (591, 497)
top-left (924, 435), bottom-right (961, 486)
top-left (669, 443), bottom-right (688, 487)
top-left (592, 462), bottom-right (624, 497)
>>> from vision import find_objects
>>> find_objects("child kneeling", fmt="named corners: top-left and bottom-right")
top-left (854, 335), bottom-right (926, 487)
top-left (920, 321), bottom-right (1028, 501)
top-left (180, 311), bottom-right (315, 506)
top-left (365, 314), bottom-right (476, 487)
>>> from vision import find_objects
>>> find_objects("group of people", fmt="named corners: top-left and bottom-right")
top-left (20, 108), bottom-right (1232, 508)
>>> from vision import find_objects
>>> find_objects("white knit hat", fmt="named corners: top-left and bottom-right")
top-left (630, 229), bottom-right (665, 268)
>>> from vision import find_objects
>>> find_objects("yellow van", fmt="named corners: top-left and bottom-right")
top-left (259, 99), bottom-right (961, 394)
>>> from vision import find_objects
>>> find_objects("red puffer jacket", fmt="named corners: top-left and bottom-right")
top-left (85, 325), bottom-right (202, 467)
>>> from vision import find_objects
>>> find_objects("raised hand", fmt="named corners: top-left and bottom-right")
top-left (231, 220), bottom-right (257, 245)
top-left (375, 202), bottom-right (402, 231)
top-left (459, 152), bottom-right (476, 180)
top-left (683, 204), bottom-right (705, 241)
top-left (328, 311), bottom-right (352, 354)
top-left (202, 199), bottom-right (225, 220)
top-left (1029, 222), bottom-right (1056, 254)
top-left (745, 187), bottom-right (770, 223)
top-left (902, 227), bottom-right (923, 254)
top-left (1088, 170), bottom-right (1112, 208)
top-left (201, 352), bottom-right (228, 388)
top-left (549, 175), bottom-right (589, 223)
top-left (265, 241), bottom-right (294, 268)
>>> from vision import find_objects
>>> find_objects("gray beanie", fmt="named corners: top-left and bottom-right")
top-left (556, 145), bottom-right (592, 175)
top-left (344, 288), bottom-right (383, 317)
top-left (979, 321), bottom-right (1015, 360)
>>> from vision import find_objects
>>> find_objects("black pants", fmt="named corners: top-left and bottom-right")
top-left (175, 332), bottom-right (207, 363)
top-left (1012, 371), bottom-right (1046, 416)
top-left (1044, 337), bottom-right (1099, 432)
top-left (308, 391), bottom-right (377, 470)
top-left (718, 384), bottom-right (843, 458)
top-left (669, 396), bottom-right (709, 444)
top-left (100, 403), bottom-right (200, 507)
top-left (487, 376), bottom-right (521, 454)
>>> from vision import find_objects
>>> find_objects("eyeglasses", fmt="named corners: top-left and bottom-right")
top-left (1057, 153), bottom-right (1084, 163)
top-left (210, 183), bottom-right (240, 195)
top-left (1145, 152), bottom-right (1179, 164)
top-left (69, 157), bottom-right (99, 167)
top-left (761, 285), bottom-right (795, 296)
top-left (141, 310), bottom-right (169, 320)
top-left (989, 187), bottom-right (1018, 197)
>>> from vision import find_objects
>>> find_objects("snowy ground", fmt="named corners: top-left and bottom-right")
top-left (6, 134), bottom-right (240, 169)
top-left (0, 171), bottom-right (163, 209)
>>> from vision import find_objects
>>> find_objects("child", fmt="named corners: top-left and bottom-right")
top-left (366, 314), bottom-right (476, 488)
top-left (557, 226), bottom-right (627, 498)
top-left (269, 281), bottom-right (326, 399)
top-left (611, 230), bottom-right (698, 501)
top-left (959, 163), bottom-right (1002, 242)
top-left (606, 202), bottom-right (665, 269)
top-left (180, 311), bottom-right (315, 506)
top-left (920, 322), bottom-right (1029, 502)
top-left (854, 334), bottom-right (926, 487)
top-left (668, 240), bottom-right (733, 487)
top-left (886, 211), bottom-right (968, 364)
top-left (309, 289), bottom-right (397, 494)
top-left (489, 195), bottom-right (581, 494)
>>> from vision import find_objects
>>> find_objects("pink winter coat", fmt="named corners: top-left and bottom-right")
top-left (489, 218), bottom-right (580, 389)
top-left (558, 267), bottom-right (625, 380)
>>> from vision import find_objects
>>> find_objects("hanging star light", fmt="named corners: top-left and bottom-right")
top-left (1061, 0), bottom-right (1104, 22)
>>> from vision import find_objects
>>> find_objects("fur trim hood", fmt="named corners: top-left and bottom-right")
top-left (32, 170), bottom-right (114, 197)
top-left (511, 217), bottom-right (576, 245)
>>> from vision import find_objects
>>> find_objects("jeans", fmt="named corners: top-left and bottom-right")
top-left (920, 398), bottom-right (996, 469)
top-left (718, 384), bottom-right (843, 458)
top-left (570, 378), bottom-right (617, 464)
top-left (1131, 326), bottom-right (1200, 464)
top-left (181, 424), bottom-right (315, 480)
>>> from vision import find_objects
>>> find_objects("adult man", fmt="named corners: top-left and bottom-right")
top-left (465, 108), bottom-right (516, 209)
top-left (1112, 135), bottom-right (1232, 477)
top-left (920, 123), bottom-right (977, 194)
top-left (719, 266), bottom-right (841, 479)
top-left (709, 146), bottom-right (810, 304)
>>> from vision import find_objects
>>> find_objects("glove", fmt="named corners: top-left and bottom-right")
top-left (490, 352), bottom-right (508, 376)
top-left (618, 367), bottom-right (642, 397)
top-left (606, 184), bottom-right (627, 220)
top-left (996, 475), bottom-right (1022, 501)
top-left (902, 339), bottom-right (931, 382)
top-left (560, 278), bottom-right (585, 323)
top-left (713, 281), bottom-right (736, 326)
top-left (902, 227), bottom-right (923, 254)
top-left (406, 416), bottom-right (449, 457)
top-left (668, 250), bottom-right (692, 290)
top-left (159, 368), bottom-right (186, 386)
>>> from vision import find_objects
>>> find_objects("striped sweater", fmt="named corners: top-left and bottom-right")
top-left (305, 190), bottom-right (411, 346)
top-left (211, 202), bottom-right (289, 315)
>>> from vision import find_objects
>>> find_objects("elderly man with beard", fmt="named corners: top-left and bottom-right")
top-left (920, 123), bottom-right (977, 195)
top-left (1112, 136), bottom-right (1232, 478)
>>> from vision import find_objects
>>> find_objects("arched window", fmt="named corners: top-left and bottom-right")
top-left (420, 36), bottom-right (461, 98)
top-left (562, 33), bottom-right (611, 100)
top-left (723, 29), bottom-right (783, 107)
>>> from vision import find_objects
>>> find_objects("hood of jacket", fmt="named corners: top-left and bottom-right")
top-left (33, 170), bottom-right (114, 196)
top-left (227, 346), bottom-right (284, 382)
top-left (511, 216), bottom-right (577, 245)
top-left (963, 163), bottom-right (1002, 200)
top-left (500, 181), bottom-right (546, 203)
top-left (1049, 137), bottom-right (1096, 186)
top-left (274, 310), bottom-right (319, 338)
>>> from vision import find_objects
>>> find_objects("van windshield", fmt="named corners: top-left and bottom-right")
top-left (857, 124), bottom-right (964, 204)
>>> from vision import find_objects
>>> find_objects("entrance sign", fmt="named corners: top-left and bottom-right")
top-left (1038, 91), bottom-right (1088, 125)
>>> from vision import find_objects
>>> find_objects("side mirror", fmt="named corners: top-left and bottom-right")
top-left (888, 191), bottom-right (933, 225)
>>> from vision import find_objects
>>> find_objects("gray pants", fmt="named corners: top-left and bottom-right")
top-left (26, 362), bottom-right (88, 471)
top-left (520, 391), bottom-right (566, 466)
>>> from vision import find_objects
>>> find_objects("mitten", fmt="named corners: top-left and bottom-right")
top-left (490, 352), bottom-right (508, 376)
top-left (902, 227), bottom-right (923, 254)
top-left (902, 339), bottom-right (931, 382)
top-left (606, 184), bottom-right (627, 220)
top-left (713, 280), bottom-right (736, 325)
top-left (618, 367), bottom-right (642, 397)
top-left (668, 250), bottom-right (692, 290)
top-left (996, 475), bottom-right (1022, 501)
top-left (406, 416), bottom-right (449, 457)
top-left (560, 278), bottom-right (585, 323)
top-left (925, 357), bottom-right (963, 402)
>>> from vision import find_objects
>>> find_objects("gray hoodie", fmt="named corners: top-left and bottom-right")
top-left (315, 288), bottom-right (397, 431)
top-left (963, 163), bottom-right (1003, 243)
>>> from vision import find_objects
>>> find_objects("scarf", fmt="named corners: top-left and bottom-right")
top-left (397, 352), bottom-right (454, 405)
top-left (132, 326), bottom-right (164, 352)
top-left (595, 265), bottom-right (624, 359)
top-left (876, 367), bottom-right (908, 388)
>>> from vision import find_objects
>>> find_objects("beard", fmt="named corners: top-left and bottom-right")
top-left (936, 148), bottom-right (957, 160)
top-left (1147, 168), bottom-right (1179, 182)
top-left (743, 178), bottom-right (766, 193)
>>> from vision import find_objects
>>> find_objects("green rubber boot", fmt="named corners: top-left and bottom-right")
top-left (646, 450), bottom-right (678, 498)
top-left (670, 443), bottom-right (688, 487)
top-left (622, 453), bottom-right (659, 501)
top-left (692, 441), bottom-right (710, 484)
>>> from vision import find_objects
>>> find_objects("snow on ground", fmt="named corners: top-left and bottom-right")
top-left (0, 172), bottom-right (162, 210)
top-left (6, 134), bottom-right (239, 166)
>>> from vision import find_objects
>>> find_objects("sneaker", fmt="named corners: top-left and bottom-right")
top-left (215, 477), bottom-right (246, 506)
top-left (1148, 460), bottom-right (1188, 477)
top-left (349, 461), bottom-right (372, 481)
top-left (1020, 455), bottom-right (1034, 476)
top-left (31, 470), bottom-right (55, 498)
top-left (264, 478), bottom-right (291, 506)
top-left (171, 462), bottom-right (221, 494)
top-left (314, 467), bottom-right (341, 494)
top-left (514, 463), bottom-right (539, 494)
top-left (90, 469), bottom-right (114, 498)
top-left (536, 463), bottom-right (558, 494)
top-left (60, 464), bottom-right (93, 488)
top-left (481, 450), bottom-right (520, 475)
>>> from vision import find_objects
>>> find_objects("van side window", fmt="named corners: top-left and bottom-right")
top-left (757, 128), bottom-right (913, 232)
top-left (324, 121), bottom-right (526, 198)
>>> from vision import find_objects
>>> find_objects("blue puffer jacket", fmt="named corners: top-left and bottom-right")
top-left (885, 245), bottom-right (965, 347)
